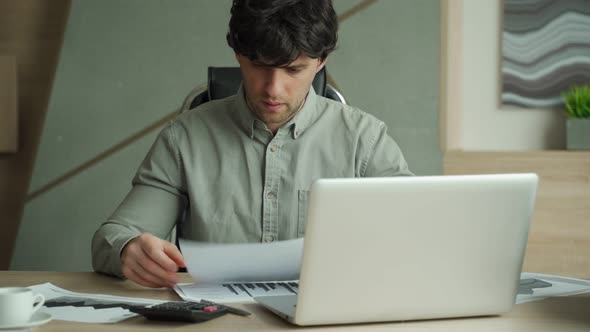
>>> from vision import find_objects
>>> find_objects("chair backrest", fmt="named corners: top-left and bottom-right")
top-left (180, 66), bottom-right (346, 112)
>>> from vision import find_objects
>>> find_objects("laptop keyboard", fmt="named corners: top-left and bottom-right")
top-left (222, 281), bottom-right (299, 297)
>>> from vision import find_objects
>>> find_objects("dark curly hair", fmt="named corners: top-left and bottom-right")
top-left (227, 0), bottom-right (338, 67)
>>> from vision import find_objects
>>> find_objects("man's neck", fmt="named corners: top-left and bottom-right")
top-left (244, 91), bottom-right (309, 135)
top-left (268, 96), bottom-right (307, 134)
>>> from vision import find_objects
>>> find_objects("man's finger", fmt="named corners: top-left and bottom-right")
top-left (135, 255), bottom-right (179, 285)
top-left (143, 245), bottom-right (179, 272)
top-left (131, 257), bottom-right (178, 287)
top-left (163, 242), bottom-right (186, 268)
top-left (124, 266), bottom-right (161, 288)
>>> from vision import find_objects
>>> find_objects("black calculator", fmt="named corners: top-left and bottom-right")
top-left (130, 299), bottom-right (251, 323)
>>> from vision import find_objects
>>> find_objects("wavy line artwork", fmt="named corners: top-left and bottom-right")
top-left (501, 0), bottom-right (590, 109)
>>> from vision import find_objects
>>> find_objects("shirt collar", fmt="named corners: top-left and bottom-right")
top-left (234, 84), bottom-right (319, 139)
top-left (234, 84), bottom-right (258, 139)
top-left (286, 85), bottom-right (318, 139)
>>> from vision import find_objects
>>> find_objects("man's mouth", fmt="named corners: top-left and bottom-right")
top-left (261, 100), bottom-right (284, 111)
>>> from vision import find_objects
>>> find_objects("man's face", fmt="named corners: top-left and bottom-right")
top-left (236, 53), bottom-right (326, 133)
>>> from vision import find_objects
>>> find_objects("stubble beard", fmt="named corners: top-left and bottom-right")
top-left (247, 96), bottom-right (304, 127)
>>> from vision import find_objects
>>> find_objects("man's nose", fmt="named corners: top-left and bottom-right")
top-left (264, 69), bottom-right (284, 98)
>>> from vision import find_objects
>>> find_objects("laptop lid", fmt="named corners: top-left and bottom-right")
top-left (290, 173), bottom-right (537, 325)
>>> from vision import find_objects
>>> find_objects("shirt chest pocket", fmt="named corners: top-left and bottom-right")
top-left (297, 190), bottom-right (310, 237)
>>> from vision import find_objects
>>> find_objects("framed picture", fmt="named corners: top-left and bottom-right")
top-left (501, 0), bottom-right (590, 109)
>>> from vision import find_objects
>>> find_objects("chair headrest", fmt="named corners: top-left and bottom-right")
top-left (207, 66), bottom-right (327, 101)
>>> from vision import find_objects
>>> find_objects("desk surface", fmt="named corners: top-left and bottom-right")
top-left (1, 271), bottom-right (589, 331)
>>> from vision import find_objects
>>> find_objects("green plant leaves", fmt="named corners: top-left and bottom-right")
top-left (562, 85), bottom-right (590, 118)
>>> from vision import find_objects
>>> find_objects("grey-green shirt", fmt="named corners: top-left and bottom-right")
top-left (92, 86), bottom-right (413, 277)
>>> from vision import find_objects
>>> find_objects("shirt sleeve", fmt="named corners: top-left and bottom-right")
top-left (361, 122), bottom-right (414, 177)
top-left (91, 121), bottom-right (188, 278)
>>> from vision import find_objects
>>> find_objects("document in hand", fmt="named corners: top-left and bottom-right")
top-left (175, 238), bottom-right (304, 303)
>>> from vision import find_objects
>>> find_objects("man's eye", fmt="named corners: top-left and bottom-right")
top-left (287, 68), bottom-right (301, 73)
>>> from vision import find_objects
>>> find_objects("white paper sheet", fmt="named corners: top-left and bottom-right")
top-left (516, 272), bottom-right (590, 304)
top-left (174, 280), bottom-right (299, 303)
top-left (28, 283), bottom-right (163, 323)
top-left (179, 238), bottom-right (304, 283)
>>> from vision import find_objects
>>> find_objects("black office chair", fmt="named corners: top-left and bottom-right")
top-left (179, 66), bottom-right (346, 113)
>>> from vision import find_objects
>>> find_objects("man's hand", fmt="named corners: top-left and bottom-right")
top-left (121, 233), bottom-right (186, 288)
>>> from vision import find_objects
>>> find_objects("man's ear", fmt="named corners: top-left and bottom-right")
top-left (316, 57), bottom-right (328, 73)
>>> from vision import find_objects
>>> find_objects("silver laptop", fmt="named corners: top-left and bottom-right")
top-left (254, 173), bottom-right (538, 326)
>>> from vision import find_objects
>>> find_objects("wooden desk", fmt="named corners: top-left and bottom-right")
top-left (1, 271), bottom-right (589, 331)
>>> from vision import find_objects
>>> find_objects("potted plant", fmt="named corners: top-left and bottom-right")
top-left (562, 85), bottom-right (590, 150)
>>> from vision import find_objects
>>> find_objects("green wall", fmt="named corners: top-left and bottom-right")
top-left (11, 0), bottom-right (441, 271)
top-left (331, 0), bottom-right (441, 176)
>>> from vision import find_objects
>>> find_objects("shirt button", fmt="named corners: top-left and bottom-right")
top-left (270, 144), bottom-right (278, 152)
top-left (265, 236), bottom-right (274, 243)
top-left (266, 191), bottom-right (276, 200)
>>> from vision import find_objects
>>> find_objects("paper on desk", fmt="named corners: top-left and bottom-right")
top-left (516, 272), bottom-right (590, 304)
top-left (179, 237), bottom-right (304, 283)
top-left (28, 283), bottom-right (163, 323)
top-left (174, 280), bottom-right (299, 303)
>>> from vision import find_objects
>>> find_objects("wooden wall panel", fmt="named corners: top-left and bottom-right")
top-left (444, 151), bottom-right (590, 278)
top-left (0, 0), bottom-right (70, 269)
top-left (0, 56), bottom-right (17, 152)
top-left (439, 0), bottom-right (463, 151)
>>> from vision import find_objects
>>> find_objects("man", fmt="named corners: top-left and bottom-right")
top-left (92, 0), bottom-right (413, 288)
